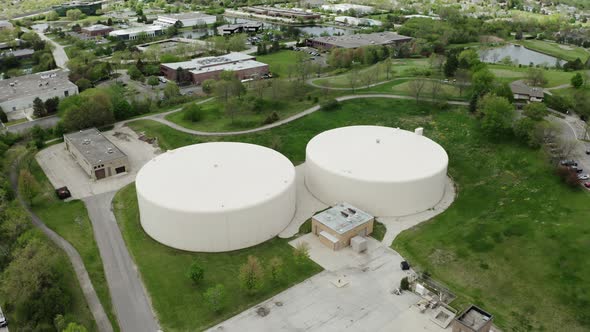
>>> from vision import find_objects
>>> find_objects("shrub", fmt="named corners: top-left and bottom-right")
top-left (187, 261), bottom-right (205, 285)
top-left (203, 284), bottom-right (225, 313)
top-left (320, 98), bottom-right (340, 112)
top-left (262, 111), bottom-right (279, 125)
top-left (293, 241), bottom-right (310, 265)
top-left (239, 256), bottom-right (264, 294)
top-left (268, 257), bottom-right (283, 283)
top-left (0, 106), bottom-right (7, 123)
top-left (400, 277), bottom-right (410, 291)
top-left (182, 104), bottom-right (203, 123)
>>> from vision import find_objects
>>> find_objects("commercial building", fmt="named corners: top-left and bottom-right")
top-left (160, 52), bottom-right (269, 85)
top-left (305, 126), bottom-right (449, 217)
top-left (334, 16), bottom-right (382, 26)
top-left (217, 23), bottom-right (263, 35)
top-left (243, 6), bottom-right (321, 20)
top-left (311, 203), bottom-right (374, 251)
top-left (306, 31), bottom-right (412, 50)
top-left (0, 21), bottom-right (13, 31)
top-left (52, 0), bottom-right (105, 16)
top-left (154, 12), bottom-right (217, 27)
top-left (510, 81), bottom-right (544, 102)
top-left (64, 128), bottom-right (129, 180)
top-left (451, 305), bottom-right (493, 332)
top-left (108, 25), bottom-right (164, 40)
top-left (321, 3), bottom-right (375, 14)
top-left (0, 48), bottom-right (34, 60)
top-left (81, 24), bottom-right (113, 37)
top-left (136, 142), bottom-right (296, 252)
top-left (0, 69), bottom-right (78, 120)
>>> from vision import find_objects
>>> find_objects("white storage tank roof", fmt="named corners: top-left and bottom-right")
top-left (136, 142), bottom-right (296, 252)
top-left (305, 125), bottom-right (448, 216)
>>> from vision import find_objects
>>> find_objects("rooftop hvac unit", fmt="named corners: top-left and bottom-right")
top-left (351, 236), bottom-right (367, 253)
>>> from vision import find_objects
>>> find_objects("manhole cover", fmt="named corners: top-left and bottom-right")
top-left (256, 306), bottom-right (270, 317)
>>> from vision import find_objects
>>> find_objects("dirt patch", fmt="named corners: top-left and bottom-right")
top-left (558, 44), bottom-right (574, 50)
top-left (480, 35), bottom-right (505, 43)
top-left (256, 306), bottom-right (270, 317)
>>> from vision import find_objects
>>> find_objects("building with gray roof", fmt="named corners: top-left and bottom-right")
top-left (311, 203), bottom-right (374, 250)
top-left (64, 128), bottom-right (129, 180)
top-left (306, 31), bottom-right (412, 50)
top-left (0, 69), bottom-right (78, 121)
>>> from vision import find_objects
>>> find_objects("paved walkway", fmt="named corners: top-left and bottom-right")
top-left (9, 157), bottom-right (113, 332)
top-left (83, 193), bottom-right (160, 332)
top-left (131, 94), bottom-right (468, 137)
top-left (36, 30), bottom-right (69, 68)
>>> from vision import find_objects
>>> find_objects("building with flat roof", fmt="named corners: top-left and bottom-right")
top-left (0, 48), bottom-right (35, 60)
top-left (311, 203), bottom-right (374, 250)
top-left (335, 16), bottom-right (382, 26)
top-left (160, 52), bottom-right (269, 85)
top-left (81, 24), bottom-right (113, 37)
top-left (108, 25), bottom-right (164, 40)
top-left (451, 305), bottom-right (493, 332)
top-left (155, 12), bottom-right (217, 27)
top-left (217, 23), bottom-right (263, 35)
top-left (0, 69), bottom-right (78, 120)
top-left (64, 128), bottom-right (129, 180)
top-left (0, 21), bottom-right (13, 31)
top-left (321, 3), bottom-right (375, 14)
top-left (306, 31), bottom-right (412, 50)
top-left (52, 0), bottom-right (105, 16)
top-left (243, 6), bottom-right (321, 20)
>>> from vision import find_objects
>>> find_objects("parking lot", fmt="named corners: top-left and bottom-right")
top-left (209, 235), bottom-right (445, 332)
top-left (36, 126), bottom-right (159, 199)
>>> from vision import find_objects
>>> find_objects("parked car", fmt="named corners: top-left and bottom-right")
top-left (561, 160), bottom-right (577, 166)
top-left (586, 149), bottom-right (590, 155)
top-left (55, 186), bottom-right (71, 200)
top-left (0, 306), bottom-right (7, 327)
top-left (584, 182), bottom-right (590, 188)
top-left (577, 174), bottom-right (590, 180)
top-left (571, 166), bottom-right (583, 173)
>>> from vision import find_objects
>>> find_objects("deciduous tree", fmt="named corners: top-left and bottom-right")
top-left (203, 284), bottom-right (225, 312)
top-left (239, 255), bottom-right (264, 294)
top-left (477, 94), bottom-right (515, 138)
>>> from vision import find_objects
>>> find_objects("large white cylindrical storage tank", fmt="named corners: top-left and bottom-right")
top-left (136, 142), bottom-right (296, 252)
top-left (305, 126), bottom-right (448, 217)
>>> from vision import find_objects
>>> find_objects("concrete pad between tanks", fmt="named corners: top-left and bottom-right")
top-left (278, 164), bottom-right (328, 238)
top-left (209, 235), bottom-right (445, 332)
top-left (36, 127), bottom-right (160, 199)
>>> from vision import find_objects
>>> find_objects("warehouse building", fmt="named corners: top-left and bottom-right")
top-left (154, 12), bottom-right (217, 27)
top-left (217, 23), bottom-right (263, 35)
top-left (335, 16), bottom-right (382, 26)
top-left (243, 6), bottom-right (320, 20)
top-left (136, 142), bottom-right (296, 252)
top-left (305, 126), bottom-right (448, 217)
top-left (64, 128), bottom-right (129, 180)
top-left (311, 203), bottom-right (374, 251)
top-left (306, 31), bottom-right (412, 50)
top-left (321, 3), bottom-right (375, 14)
top-left (81, 24), bottom-right (113, 37)
top-left (108, 25), bottom-right (164, 40)
top-left (160, 52), bottom-right (269, 85)
top-left (52, 0), bottom-right (105, 16)
top-left (0, 69), bottom-right (78, 120)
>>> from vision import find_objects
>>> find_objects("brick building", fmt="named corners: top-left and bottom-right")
top-left (160, 52), bottom-right (269, 85)
top-left (311, 203), bottom-right (374, 251)
top-left (81, 24), bottom-right (113, 37)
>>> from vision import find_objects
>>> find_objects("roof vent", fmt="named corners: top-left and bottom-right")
top-left (107, 148), bottom-right (114, 154)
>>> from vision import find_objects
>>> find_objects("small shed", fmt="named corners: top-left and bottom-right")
top-left (311, 203), bottom-right (374, 250)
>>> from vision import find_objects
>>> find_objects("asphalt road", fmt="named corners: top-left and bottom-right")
top-left (6, 115), bottom-right (60, 134)
top-left (9, 157), bottom-right (113, 332)
top-left (83, 192), bottom-right (160, 332)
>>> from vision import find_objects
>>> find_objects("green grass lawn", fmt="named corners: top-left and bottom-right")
top-left (127, 98), bottom-right (590, 331)
top-left (113, 184), bottom-right (322, 331)
top-left (26, 156), bottom-right (120, 331)
top-left (489, 63), bottom-right (579, 87)
top-left (516, 39), bottom-right (590, 62)
top-left (255, 50), bottom-right (302, 78)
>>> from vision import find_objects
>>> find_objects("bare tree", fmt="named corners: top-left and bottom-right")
top-left (430, 79), bottom-right (443, 101)
top-left (408, 78), bottom-right (427, 103)
top-left (558, 138), bottom-right (579, 160)
top-left (348, 65), bottom-right (360, 93)
top-left (383, 57), bottom-right (393, 80)
top-left (455, 69), bottom-right (471, 97)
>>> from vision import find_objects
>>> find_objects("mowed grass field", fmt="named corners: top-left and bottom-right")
top-left (27, 156), bottom-right (120, 331)
top-left (489, 63), bottom-right (579, 87)
top-left (255, 50), bottom-right (302, 78)
top-left (127, 98), bottom-right (590, 331)
top-left (517, 39), bottom-right (590, 62)
top-left (113, 184), bottom-right (322, 331)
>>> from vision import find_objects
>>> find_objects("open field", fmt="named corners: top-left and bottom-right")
top-left (27, 156), bottom-right (120, 331)
top-left (128, 98), bottom-right (590, 331)
top-left (489, 63), bottom-right (579, 87)
top-left (255, 50), bottom-right (301, 78)
top-left (516, 39), bottom-right (590, 62)
top-left (113, 184), bottom-right (323, 331)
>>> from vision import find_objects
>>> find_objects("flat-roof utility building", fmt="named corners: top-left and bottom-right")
top-left (155, 12), bottom-right (217, 27)
top-left (305, 126), bottom-right (448, 217)
top-left (0, 69), bottom-right (78, 120)
top-left (81, 24), bottom-right (113, 37)
top-left (160, 52), bottom-right (269, 85)
top-left (64, 128), bottom-right (129, 180)
top-left (306, 31), bottom-right (412, 50)
top-left (451, 305), bottom-right (494, 332)
top-left (108, 25), bottom-right (164, 40)
top-left (136, 142), bottom-right (296, 252)
top-left (311, 203), bottom-right (374, 250)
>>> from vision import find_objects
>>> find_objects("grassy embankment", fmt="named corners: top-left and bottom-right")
top-left (127, 98), bottom-right (590, 331)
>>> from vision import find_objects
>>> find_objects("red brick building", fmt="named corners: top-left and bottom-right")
top-left (160, 52), bottom-right (269, 85)
top-left (81, 24), bottom-right (113, 37)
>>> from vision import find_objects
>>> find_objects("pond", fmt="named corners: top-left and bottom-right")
top-left (479, 44), bottom-right (566, 67)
